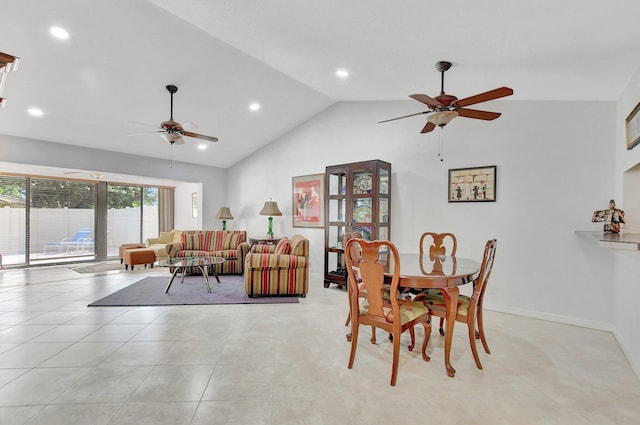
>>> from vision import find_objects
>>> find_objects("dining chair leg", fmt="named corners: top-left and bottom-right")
top-left (390, 329), bottom-right (401, 386)
top-left (438, 318), bottom-right (445, 336)
top-left (421, 321), bottom-right (431, 362)
top-left (348, 322), bottom-right (359, 370)
top-left (476, 308), bottom-right (491, 354)
top-left (408, 327), bottom-right (416, 351)
top-left (468, 317), bottom-right (483, 370)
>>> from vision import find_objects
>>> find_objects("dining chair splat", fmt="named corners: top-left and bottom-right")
top-left (416, 232), bottom-right (458, 335)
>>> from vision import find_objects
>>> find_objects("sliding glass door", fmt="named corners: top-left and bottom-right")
top-left (0, 173), bottom-right (168, 267)
top-left (30, 178), bottom-right (96, 263)
top-left (106, 185), bottom-right (159, 258)
top-left (0, 176), bottom-right (27, 267)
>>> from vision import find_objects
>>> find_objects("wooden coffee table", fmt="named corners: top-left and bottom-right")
top-left (158, 256), bottom-right (225, 293)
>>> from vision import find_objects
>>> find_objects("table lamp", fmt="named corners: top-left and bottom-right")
top-left (216, 207), bottom-right (234, 230)
top-left (259, 199), bottom-right (282, 238)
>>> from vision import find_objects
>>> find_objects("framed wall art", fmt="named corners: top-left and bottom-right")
top-left (192, 192), bottom-right (198, 218)
top-left (292, 174), bottom-right (325, 227)
top-left (626, 102), bottom-right (640, 150)
top-left (448, 165), bottom-right (497, 202)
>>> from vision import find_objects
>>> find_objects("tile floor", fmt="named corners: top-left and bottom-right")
top-left (0, 264), bottom-right (639, 425)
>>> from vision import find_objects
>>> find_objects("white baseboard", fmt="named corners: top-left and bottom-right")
top-left (485, 303), bottom-right (614, 332)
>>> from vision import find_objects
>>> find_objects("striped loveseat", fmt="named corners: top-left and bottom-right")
top-left (244, 234), bottom-right (309, 297)
top-left (166, 230), bottom-right (250, 275)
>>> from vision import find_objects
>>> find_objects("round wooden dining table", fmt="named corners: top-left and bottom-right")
top-left (389, 253), bottom-right (481, 377)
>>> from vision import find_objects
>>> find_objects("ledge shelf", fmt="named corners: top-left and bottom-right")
top-left (575, 231), bottom-right (640, 251)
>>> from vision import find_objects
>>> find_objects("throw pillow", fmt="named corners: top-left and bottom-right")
top-left (275, 238), bottom-right (291, 255)
top-left (223, 232), bottom-right (242, 250)
top-left (172, 230), bottom-right (183, 243)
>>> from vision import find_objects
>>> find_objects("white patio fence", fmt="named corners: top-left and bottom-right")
top-left (0, 205), bottom-right (158, 263)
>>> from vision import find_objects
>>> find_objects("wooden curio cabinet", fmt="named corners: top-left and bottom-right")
top-left (323, 159), bottom-right (391, 289)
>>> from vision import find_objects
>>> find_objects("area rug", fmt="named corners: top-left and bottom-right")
top-left (88, 274), bottom-right (299, 306)
top-left (72, 261), bottom-right (124, 274)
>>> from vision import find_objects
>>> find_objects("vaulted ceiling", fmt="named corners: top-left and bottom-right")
top-left (2, 0), bottom-right (640, 169)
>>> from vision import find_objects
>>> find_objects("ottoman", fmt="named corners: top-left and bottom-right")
top-left (123, 248), bottom-right (156, 270)
top-left (119, 243), bottom-right (147, 264)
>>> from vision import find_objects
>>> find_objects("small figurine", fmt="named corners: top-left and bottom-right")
top-left (592, 199), bottom-right (625, 233)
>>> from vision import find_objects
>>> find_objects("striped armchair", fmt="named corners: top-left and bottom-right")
top-left (244, 234), bottom-right (309, 297)
top-left (166, 230), bottom-right (250, 275)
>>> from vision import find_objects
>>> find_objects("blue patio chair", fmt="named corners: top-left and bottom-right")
top-left (43, 228), bottom-right (93, 254)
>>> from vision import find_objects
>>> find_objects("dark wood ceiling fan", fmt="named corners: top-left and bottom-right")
top-left (130, 84), bottom-right (219, 145)
top-left (379, 61), bottom-right (513, 133)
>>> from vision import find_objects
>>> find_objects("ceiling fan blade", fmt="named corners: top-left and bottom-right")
top-left (128, 131), bottom-right (164, 136)
top-left (128, 120), bottom-right (162, 129)
top-left (378, 110), bottom-right (430, 123)
top-left (457, 108), bottom-right (502, 121)
top-left (183, 131), bottom-right (219, 142)
top-left (454, 87), bottom-right (513, 108)
top-left (409, 94), bottom-right (442, 108)
top-left (181, 122), bottom-right (198, 130)
top-left (421, 122), bottom-right (436, 134)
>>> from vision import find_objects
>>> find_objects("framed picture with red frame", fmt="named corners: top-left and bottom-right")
top-left (292, 174), bottom-right (325, 227)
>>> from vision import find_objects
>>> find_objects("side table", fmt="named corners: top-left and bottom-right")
top-left (249, 236), bottom-right (282, 247)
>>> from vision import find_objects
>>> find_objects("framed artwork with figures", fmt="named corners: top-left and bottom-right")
top-left (292, 174), bottom-right (325, 228)
top-left (448, 166), bottom-right (497, 202)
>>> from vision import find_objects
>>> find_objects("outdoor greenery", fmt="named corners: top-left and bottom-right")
top-left (0, 176), bottom-right (158, 209)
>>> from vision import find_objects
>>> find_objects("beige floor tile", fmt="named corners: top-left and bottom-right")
top-left (0, 405), bottom-right (44, 425)
top-left (39, 341), bottom-right (124, 367)
top-left (23, 403), bottom-right (121, 425)
top-left (102, 341), bottom-right (176, 366)
top-left (108, 402), bottom-right (198, 425)
top-left (0, 266), bottom-right (638, 424)
top-left (191, 399), bottom-right (271, 425)
top-left (128, 364), bottom-right (214, 402)
top-left (54, 365), bottom-right (154, 403)
top-left (0, 367), bottom-right (90, 406)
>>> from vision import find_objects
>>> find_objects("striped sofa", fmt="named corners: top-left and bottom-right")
top-left (166, 230), bottom-right (250, 275)
top-left (244, 234), bottom-right (309, 297)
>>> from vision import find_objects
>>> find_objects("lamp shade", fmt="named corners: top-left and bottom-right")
top-left (216, 207), bottom-right (234, 220)
top-left (260, 200), bottom-right (282, 216)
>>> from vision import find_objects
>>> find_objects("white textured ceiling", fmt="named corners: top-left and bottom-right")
top-left (2, 0), bottom-right (640, 170)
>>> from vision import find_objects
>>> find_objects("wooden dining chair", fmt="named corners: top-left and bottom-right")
top-left (345, 238), bottom-right (431, 386)
top-left (417, 232), bottom-right (457, 335)
top-left (419, 239), bottom-right (497, 370)
top-left (343, 231), bottom-right (364, 341)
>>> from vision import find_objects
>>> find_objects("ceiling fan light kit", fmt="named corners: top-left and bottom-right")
top-left (379, 60), bottom-right (513, 134)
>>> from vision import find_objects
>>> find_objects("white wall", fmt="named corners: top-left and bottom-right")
top-left (228, 99), bottom-right (617, 330)
top-left (0, 134), bottom-right (226, 229)
top-left (614, 66), bottom-right (640, 377)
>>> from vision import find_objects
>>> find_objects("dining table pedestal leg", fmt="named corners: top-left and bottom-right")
top-left (441, 286), bottom-right (459, 377)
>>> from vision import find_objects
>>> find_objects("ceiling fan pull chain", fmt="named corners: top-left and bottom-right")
top-left (438, 128), bottom-right (444, 162)
top-left (169, 142), bottom-right (174, 168)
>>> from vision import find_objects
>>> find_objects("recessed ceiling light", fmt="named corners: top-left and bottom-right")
top-left (197, 144), bottom-right (207, 150)
top-left (49, 26), bottom-right (70, 40)
top-left (28, 108), bottom-right (43, 117)
top-left (249, 103), bottom-right (261, 111)
top-left (336, 69), bottom-right (349, 79)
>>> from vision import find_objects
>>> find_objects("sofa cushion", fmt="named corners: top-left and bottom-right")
top-left (182, 232), bottom-right (198, 250)
top-left (158, 231), bottom-right (173, 244)
top-left (223, 232), bottom-right (245, 250)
